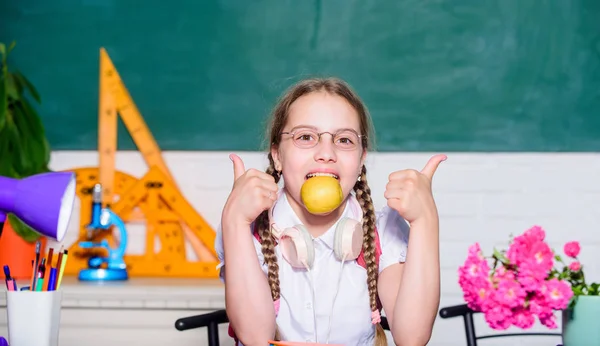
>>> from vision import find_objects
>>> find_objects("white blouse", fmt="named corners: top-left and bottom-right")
top-left (215, 192), bottom-right (410, 346)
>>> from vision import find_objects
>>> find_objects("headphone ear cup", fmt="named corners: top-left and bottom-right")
top-left (280, 225), bottom-right (315, 269)
top-left (334, 217), bottom-right (363, 261)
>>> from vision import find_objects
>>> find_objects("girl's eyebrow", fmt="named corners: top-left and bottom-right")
top-left (287, 125), bottom-right (360, 134)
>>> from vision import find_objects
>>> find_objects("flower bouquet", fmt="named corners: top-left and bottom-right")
top-left (458, 225), bottom-right (597, 331)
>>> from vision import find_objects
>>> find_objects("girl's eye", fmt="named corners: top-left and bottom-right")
top-left (335, 136), bottom-right (354, 146)
top-left (296, 133), bottom-right (315, 141)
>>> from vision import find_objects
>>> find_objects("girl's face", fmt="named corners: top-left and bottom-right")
top-left (271, 91), bottom-right (366, 216)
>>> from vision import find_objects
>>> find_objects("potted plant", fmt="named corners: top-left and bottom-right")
top-left (555, 241), bottom-right (600, 345)
top-left (0, 41), bottom-right (50, 278)
top-left (458, 225), bottom-right (600, 345)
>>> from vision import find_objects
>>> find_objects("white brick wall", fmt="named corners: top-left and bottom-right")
top-left (47, 151), bottom-right (600, 346)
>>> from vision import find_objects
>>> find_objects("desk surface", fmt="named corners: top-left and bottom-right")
top-left (1, 275), bottom-right (225, 310)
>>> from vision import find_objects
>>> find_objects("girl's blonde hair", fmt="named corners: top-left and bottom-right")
top-left (257, 77), bottom-right (387, 346)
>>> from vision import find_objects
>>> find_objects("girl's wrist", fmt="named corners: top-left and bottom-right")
top-left (222, 212), bottom-right (252, 234)
top-left (410, 212), bottom-right (439, 231)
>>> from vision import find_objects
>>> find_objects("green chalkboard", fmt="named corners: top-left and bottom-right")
top-left (1, 1), bottom-right (599, 152)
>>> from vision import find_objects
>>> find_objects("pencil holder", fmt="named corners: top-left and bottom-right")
top-left (6, 290), bottom-right (62, 346)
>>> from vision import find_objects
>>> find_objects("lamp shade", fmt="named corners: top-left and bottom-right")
top-left (0, 171), bottom-right (76, 242)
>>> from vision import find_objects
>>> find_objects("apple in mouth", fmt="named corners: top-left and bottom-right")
top-left (301, 173), bottom-right (343, 214)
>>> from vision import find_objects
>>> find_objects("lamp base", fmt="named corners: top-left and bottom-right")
top-left (78, 268), bottom-right (128, 281)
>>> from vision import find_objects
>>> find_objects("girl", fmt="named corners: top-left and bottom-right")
top-left (216, 77), bottom-right (445, 346)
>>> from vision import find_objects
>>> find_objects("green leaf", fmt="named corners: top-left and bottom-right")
top-left (12, 102), bottom-right (49, 175)
top-left (7, 41), bottom-right (16, 54)
top-left (7, 213), bottom-right (41, 243)
top-left (589, 283), bottom-right (600, 295)
top-left (0, 127), bottom-right (13, 176)
top-left (6, 73), bottom-right (19, 100)
top-left (0, 64), bottom-right (6, 131)
top-left (572, 285), bottom-right (584, 296)
top-left (13, 72), bottom-right (40, 103)
top-left (555, 254), bottom-right (563, 263)
top-left (492, 248), bottom-right (510, 265)
top-left (19, 96), bottom-right (45, 136)
top-left (16, 99), bottom-right (50, 172)
top-left (11, 104), bottom-right (37, 175)
top-left (4, 116), bottom-right (28, 174)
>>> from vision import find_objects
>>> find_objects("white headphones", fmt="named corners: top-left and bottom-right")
top-left (268, 194), bottom-right (364, 269)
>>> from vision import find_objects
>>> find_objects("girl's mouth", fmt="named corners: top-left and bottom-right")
top-left (305, 172), bottom-right (339, 180)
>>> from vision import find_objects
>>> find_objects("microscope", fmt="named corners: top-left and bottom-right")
top-left (78, 183), bottom-right (129, 281)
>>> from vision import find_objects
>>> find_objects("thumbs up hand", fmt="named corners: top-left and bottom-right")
top-left (384, 154), bottom-right (447, 224)
top-left (222, 153), bottom-right (279, 227)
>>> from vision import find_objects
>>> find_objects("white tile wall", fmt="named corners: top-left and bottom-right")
top-left (47, 150), bottom-right (600, 346)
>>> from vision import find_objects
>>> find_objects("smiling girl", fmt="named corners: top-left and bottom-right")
top-left (216, 77), bottom-right (446, 346)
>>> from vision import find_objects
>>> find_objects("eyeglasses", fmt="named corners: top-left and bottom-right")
top-left (280, 127), bottom-right (365, 150)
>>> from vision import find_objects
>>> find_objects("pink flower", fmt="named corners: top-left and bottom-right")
top-left (527, 293), bottom-right (559, 329)
top-left (540, 278), bottom-right (573, 310)
top-left (458, 244), bottom-right (492, 310)
top-left (468, 243), bottom-right (485, 259)
top-left (524, 225), bottom-right (546, 242)
top-left (512, 307), bottom-right (535, 329)
top-left (495, 276), bottom-right (526, 308)
top-left (564, 241), bottom-right (581, 258)
top-left (527, 293), bottom-right (552, 316)
top-left (463, 282), bottom-right (492, 311)
top-left (505, 227), bottom-right (554, 292)
top-left (492, 266), bottom-right (515, 282)
top-left (483, 303), bottom-right (513, 330)
top-left (459, 246), bottom-right (490, 286)
top-left (569, 261), bottom-right (581, 272)
top-left (539, 313), bottom-right (558, 329)
top-left (506, 226), bottom-right (550, 268)
top-left (516, 270), bottom-right (543, 292)
top-left (459, 244), bottom-right (489, 276)
top-left (510, 245), bottom-right (554, 293)
top-left (459, 229), bottom-right (577, 332)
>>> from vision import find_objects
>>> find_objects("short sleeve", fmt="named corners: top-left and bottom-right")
top-left (375, 206), bottom-right (410, 273)
top-left (215, 222), bottom-right (268, 283)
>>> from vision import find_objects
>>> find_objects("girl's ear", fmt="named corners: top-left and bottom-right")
top-left (271, 145), bottom-right (282, 171)
top-left (360, 148), bottom-right (367, 170)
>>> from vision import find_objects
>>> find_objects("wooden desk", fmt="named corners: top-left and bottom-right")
top-left (0, 276), bottom-right (229, 346)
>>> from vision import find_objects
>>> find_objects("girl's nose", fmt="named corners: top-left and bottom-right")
top-left (313, 134), bottom-right (337, 163)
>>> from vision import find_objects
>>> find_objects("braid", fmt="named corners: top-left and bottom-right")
top-left (255, 153), bottom-right (282, 340)
top-left (354, 165), bottom-right (388, 346)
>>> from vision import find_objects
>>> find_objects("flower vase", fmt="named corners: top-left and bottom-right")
top-left (562, 295), bottom-right (600, 346)
top-left (0, 220), bottom-right (46, 279)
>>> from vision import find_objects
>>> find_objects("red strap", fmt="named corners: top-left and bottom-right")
top-left (357, 229), bottom-right (382, 271)
top-left (228, 325), bottom-right (239, 343)
top-left (252, 222), bottom-right (263, 243)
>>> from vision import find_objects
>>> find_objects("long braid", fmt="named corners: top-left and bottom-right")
top-left (254, 152), bottom-right (282, 340)
top-left (354, 165), bottom-right (388, 346)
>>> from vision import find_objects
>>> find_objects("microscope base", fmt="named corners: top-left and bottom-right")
top-left (78, 268), bottom-right (129, 281)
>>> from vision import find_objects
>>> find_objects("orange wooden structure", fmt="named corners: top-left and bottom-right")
top-left (64, 48), bottom-right (218, 278)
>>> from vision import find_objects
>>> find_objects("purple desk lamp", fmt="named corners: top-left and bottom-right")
top-left (0, 171), bottom-right (76, 346)
top-left (0, 171), bottom-right (76, 242)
